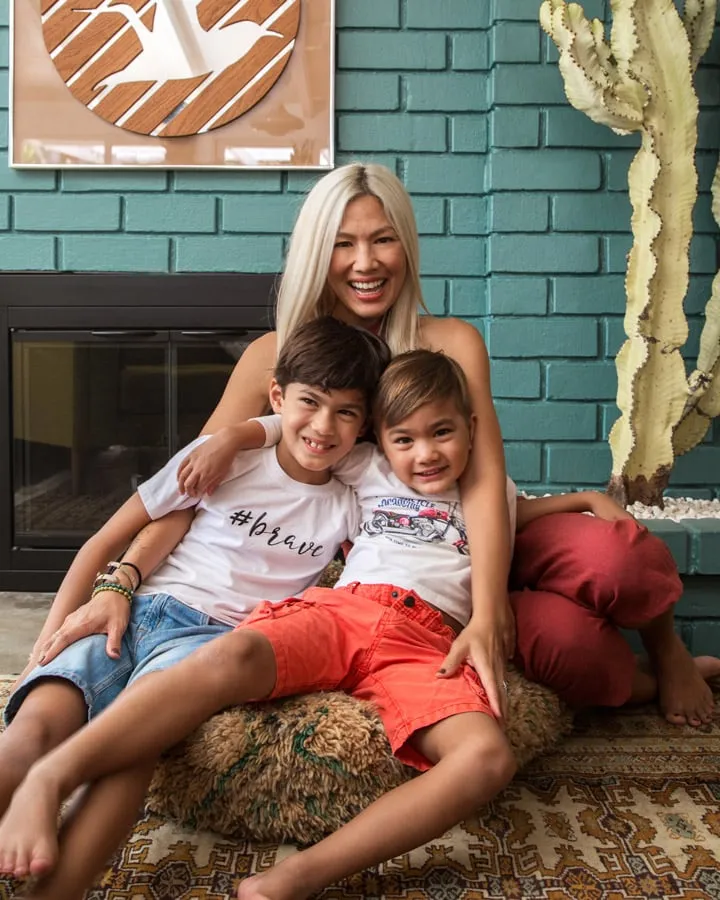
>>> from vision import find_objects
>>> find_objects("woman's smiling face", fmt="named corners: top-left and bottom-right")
top-left (327, 194), bottom-right (408, 329)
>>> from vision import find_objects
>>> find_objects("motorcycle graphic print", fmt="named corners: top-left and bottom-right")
top-left (363, 500), bottom-right (468, 555)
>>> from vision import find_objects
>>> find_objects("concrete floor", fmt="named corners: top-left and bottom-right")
top-left (0, 592), bottom-right (53, 675)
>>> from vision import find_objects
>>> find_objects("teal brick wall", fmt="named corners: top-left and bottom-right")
top-left (0, 0), bottom-right (718, 497)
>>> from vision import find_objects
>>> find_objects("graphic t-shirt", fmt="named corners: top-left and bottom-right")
top-left (137, 437), bottom-right (359, 626)
top-left (257, 417), bottom-right (516, 627)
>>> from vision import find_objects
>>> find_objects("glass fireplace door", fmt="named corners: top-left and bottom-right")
top-left (11, 329), bottom-right (256, 548)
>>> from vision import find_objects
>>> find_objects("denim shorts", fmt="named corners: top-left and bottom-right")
top-left (4, 593), bottom-right (231, 725)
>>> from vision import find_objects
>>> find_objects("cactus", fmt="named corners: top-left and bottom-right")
top-left (540, 0), bottom-right (719, 507)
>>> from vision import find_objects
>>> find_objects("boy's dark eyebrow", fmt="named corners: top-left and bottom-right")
top-left (335, 225), bottom-right (397, 240)
top-left (387, 417), bottom-right (457, 434)
top-left (299, 386), bottom-right (366, 412)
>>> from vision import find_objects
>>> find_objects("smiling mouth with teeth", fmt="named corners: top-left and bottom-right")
top-left (350, 280), bottom-right (385, 293)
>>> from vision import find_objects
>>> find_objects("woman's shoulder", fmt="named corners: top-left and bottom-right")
top-left (418, 315), bottom-right (486, 353)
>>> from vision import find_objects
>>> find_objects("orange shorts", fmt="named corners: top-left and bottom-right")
top-left (238, 582), bottom-right (494, 771)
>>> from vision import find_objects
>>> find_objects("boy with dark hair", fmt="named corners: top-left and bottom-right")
top-left (0, 316), bottom-right (388, 896)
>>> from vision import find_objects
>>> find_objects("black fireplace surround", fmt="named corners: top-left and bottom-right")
top-left (0, 272), bottom-right (276, 591)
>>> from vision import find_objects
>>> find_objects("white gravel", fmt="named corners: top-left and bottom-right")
top-left (627, 497), bottom-right (720, 521)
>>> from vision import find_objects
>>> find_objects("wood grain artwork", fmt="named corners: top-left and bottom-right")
top-left (41, 0), bottom-right (301, 137)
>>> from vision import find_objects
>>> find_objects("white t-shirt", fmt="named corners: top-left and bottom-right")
top-left (257, 417), bottom-right (517, 628)
top-left (137, 437), bottom-right (359, 626)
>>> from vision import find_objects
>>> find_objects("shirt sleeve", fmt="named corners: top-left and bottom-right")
top-left (137, 436), bottom-right (210, 519)
top-left (250, 414), bottom-right (283, 448)
top-left (329, 442), bottom-right (376, 488)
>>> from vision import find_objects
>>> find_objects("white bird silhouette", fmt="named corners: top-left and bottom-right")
top-left (75, 1), bottom-right (282, 90)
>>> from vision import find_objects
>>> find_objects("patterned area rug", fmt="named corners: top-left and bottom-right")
top-left (0, 681), bottom-right (718, 899)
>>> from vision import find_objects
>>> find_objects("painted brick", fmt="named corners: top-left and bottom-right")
top-left (671, 447), bottom-right (720, 489)
top-left (450, 198), bottom-right (488, 235)
top-left (222, 195), bottom-right (300, 233)
top-left (496, 401), bottom-right (597, 440)
top-left (697, 109), bottom-right (719, 150)
top-left (464, 317), bottom-right (487, 340)
top-left (640, 521), bottom-right (689, 573)
top-left (0, 153), bottom-right (56, 191)
top-left (684, 619), bottom-right (720, 655)
top-left (546, 362), bottom-right (617, 400)
top-left (601, 402), bottom-right (620, 439)
top-left (488, 276), bottom-right (547, 315)
top-left (494, 0), bottom-right (561, 19)
top-left (546, 108), bottom-right (639, 149)
top-left (489, 234), bottom-right (599, 274)
top-left (451, 116), bottom-right (488, 153)
top-left (61, 236), bottom-right (169, 272)
top-left (697, 152), bottom-right (718, 192)
top-left (602, 318), bottom-right (626, 357)
top-left (405, 2), bottom-right (489, 29)
top-left (0, 70), bottom-right (7, 111)
top-left (505, 443), bottom-right (542, 481)
top-left (553, 194), bottom-right (632, 232)
top-left (492, 64), bottom-right (567, 106)
top-left (491, 108), bottom-right (540, 148)
top-left (127, 195), bottom-right (217, 233)
top-left (421, 278), bottom-right (446, 314)
top-left (0, 235), bottom-right (55, 269)
top-left (0, 0), bottom-right (7, 27)
top-left (491, 360), bottom-right (541, 398)
top-left (419, 237), bottom-right (485, 276)
top-left (452, 33), bottom-right (489, 70)
top-left (338, 115), bottom-right (446, 152)
top-left (605, 233), bottom-right (717, 275)
top-left (693, 192), bottom-right (717, 233)
top-left (15, 195), bottom-right (120, 231)
top-left (695, 68), bottom-right (720, 106)
top-left (489, 150), bottom-right (601, 191)
top-left (492, 23), bottom-right (541, 63)
top-left (336, 0), bottom-right (400, 27)
top-left (552, 275), bottom-right (626, 314)
top-left (335, 73), bottom-right (401, 111)
top-left (676, 578), bottom-right (720, 616)
top-left (546, 443), bottom-right (611, 484)
top-left (686, 522), bottom-right (720, 575)
top-left (0, 110), bottom-right (7, 150)
top-left (172, 172), bottom-right (282, 192)
top-left (491, 194), bottom-right (548, 232)
top-left (449, 278), bottom-right (487, 316)
top-left (685, 276), bottom-right (715, 315)
top-left (0, 28), bottom-right (7, 67)
top-left (175, 236), bottom-right (282, 273)
top-left (606, 151), bottom-right (634, 191)
top-left (489, 317), bottom-right (598, 358)
top-left (412, 197), bottom-right (446, 235)
top-left (62, 172), bottom-right (168, 192)
top-left (337, 33), bottom-right (446, 69)
top-left (406, 74), bottom-right (489, 112)
top-left (0, 196), bottom-right (7, 229)
top-left (330, 154), bottom-right (401, 182)
top-left (404, 155), bottom-right (485, 195)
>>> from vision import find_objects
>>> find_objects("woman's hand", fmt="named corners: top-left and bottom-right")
top-left (178, 429), bottom-right (239, 497)
top-left (436, 602), bottom-right (515, 724)
top-left (36, 590), bottom-right (132, 666)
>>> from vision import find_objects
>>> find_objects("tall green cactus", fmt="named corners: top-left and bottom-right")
top-left (540, 0), bottom-right (720, 507)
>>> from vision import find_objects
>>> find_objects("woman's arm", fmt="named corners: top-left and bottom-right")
top-left (422, 317), bottom-right (512, 721)
top-left (178, 332), bottom-right (277, 495)
top-left (516, 491), bottom-right (634, 530)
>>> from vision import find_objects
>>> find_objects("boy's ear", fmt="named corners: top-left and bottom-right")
top-left (269, 379), bottom-right (284, 413)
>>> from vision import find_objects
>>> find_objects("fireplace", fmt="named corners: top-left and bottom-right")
top-left (0, 273), bottom-right (276, 590)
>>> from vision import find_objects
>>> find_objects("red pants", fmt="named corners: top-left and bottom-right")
top-left (510, 513), bottom-right (682, 708)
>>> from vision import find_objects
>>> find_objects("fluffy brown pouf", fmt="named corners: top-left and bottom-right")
top-left (148, 668), bottom-right (572, 843)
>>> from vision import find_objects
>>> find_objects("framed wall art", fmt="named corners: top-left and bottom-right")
top-left (10, 0), bottom-right (334, 169)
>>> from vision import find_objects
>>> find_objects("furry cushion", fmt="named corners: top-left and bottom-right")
top-left (148, 562), bottom-right (573, 842)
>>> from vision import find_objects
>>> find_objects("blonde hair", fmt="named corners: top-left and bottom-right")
top-left (275, 163), bottom-right (427, 356)
top-left (372, 350), bottom-right (472, 430)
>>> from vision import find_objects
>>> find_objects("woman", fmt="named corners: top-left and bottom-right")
top-left (31, 163), bottom-right (714, 729)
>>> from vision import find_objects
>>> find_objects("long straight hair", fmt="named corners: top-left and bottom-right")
top-left (275, 163), bottom-right (427, 356)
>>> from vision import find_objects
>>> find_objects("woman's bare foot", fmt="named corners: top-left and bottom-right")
top-left (0, 765), bottom-right (61, 878)
top-left (655, 636), bottom-right (720, 727)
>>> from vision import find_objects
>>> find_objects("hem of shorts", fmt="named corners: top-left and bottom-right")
top-left (3, 671), bottom-right (93, 726)
top-left (387, 700), bottom-right (495, 772)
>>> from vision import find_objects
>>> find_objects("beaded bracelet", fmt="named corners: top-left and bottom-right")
top-left (92, 582), bottom-right (133, 603)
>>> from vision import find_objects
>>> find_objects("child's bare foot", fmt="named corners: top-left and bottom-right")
top-left (0, 765), bottom-right (61, 878)
top-left (655, 637), bottom-right (720, 727)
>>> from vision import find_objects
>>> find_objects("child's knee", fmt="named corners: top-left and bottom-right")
top-left (195, 629), bottom-right (274, 683)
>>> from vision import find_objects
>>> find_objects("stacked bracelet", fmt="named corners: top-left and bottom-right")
top-left (118, 560), bottom-right (143, 591)
top-left (92, 582), bottom-right (133, 603)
